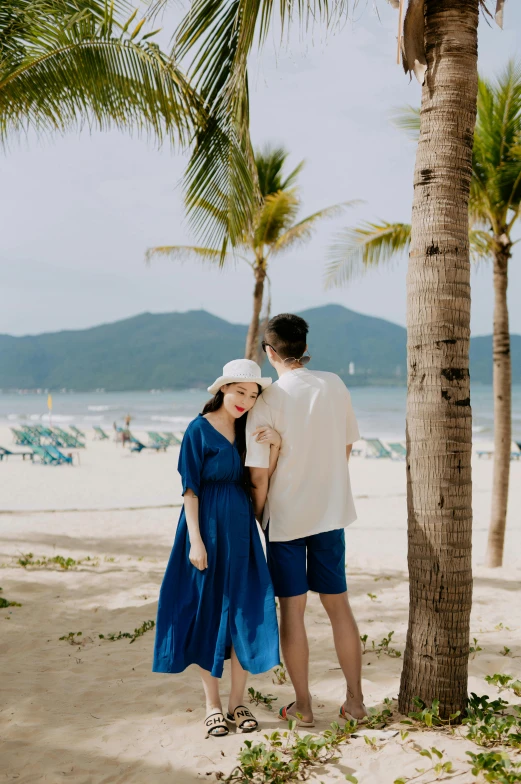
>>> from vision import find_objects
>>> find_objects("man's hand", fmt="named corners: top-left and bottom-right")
top-left (189, 537), bottom-right (208, 570)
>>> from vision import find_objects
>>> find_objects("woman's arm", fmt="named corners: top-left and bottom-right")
top-left (184, 489), bottom-right (207, 570)
top-left (268, 443), bottom-right (280, 479)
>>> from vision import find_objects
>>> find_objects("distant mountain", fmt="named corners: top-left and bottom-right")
top-left (0, 305), bottom-right (519, 390)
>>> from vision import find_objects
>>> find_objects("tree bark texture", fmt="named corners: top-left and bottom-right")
top-left (486, 245), bottom-right (511, 567)
top-left (398, 0), bottom-right (477, 718)
top-left (244, 265), bottom-right (266, 361)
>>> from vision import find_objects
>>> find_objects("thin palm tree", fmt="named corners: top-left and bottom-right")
top-left (0, 0), bottom-right (196, 147)
top-left (326, 60), bottom-right (521, 570)
top-left (147, 144), bottom-right (352, 361)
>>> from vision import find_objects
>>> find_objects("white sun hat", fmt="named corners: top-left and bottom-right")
top-left (207, 359), bottom-right (272, 395)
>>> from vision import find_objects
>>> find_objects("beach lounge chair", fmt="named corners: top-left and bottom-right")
top-left (0, 446), bottom-right (34, 461)
top-left (388, 442), bottom-right (407, 461)
top-left (162, 432), bottom-right (182, 446)
top-left (476, 444), bottom-right (521, 461)
top-left (93, 426), bottom-right (110, 440)
top-left (11, 428), bottom-right (34, 446)
top-left (70, 425), bottom-right (86, 439)
top-left (31, 446), bottom-right (61, 465)
top-left (52, 427), bottom-right (85, 448)
top-left (364, 439), bottom-right (393, 459)
top-left (129, 434), bottom-right (164, 453)
top-left (45, 445), bottom-right (73, 465)
top-left (147, 432), bottom-right (170, 448)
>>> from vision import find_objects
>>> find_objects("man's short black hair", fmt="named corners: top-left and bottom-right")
top-left (264, 313), bottom-right (309, 360)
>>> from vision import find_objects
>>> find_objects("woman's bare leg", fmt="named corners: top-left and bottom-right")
top-left (228, 647), bottom-right (256, 728)
top-left (200, 667), bottom-right (227, 735)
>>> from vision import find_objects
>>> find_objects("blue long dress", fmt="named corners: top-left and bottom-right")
top-left (153, 414), bottom-right (280, 678)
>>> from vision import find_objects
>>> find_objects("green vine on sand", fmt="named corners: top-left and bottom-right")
top-left (99, 619), bottom-right (155, 644)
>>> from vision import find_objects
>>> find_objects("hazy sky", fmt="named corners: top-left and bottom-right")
top-left (1, 3), bottom-right (520, 338)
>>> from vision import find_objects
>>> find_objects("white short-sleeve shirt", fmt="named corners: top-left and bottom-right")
top-left (245, 368), bottom-right (360, 542)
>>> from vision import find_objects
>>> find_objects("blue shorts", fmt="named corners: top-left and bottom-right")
top-left (266, 527), bottom-right (347, 598)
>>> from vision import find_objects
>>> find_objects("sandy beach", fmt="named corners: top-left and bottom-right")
top-left (1, 425), bottom-right (520, 784)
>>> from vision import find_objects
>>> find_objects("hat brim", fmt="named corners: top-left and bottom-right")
top-left (207, 376), bottom-right (272, 396)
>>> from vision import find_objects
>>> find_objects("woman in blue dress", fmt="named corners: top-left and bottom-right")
top-left (153, 359), bottom-right (281, 738)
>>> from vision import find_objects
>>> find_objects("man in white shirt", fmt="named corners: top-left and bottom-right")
top-left (246, 313), bottom-right (366, 726)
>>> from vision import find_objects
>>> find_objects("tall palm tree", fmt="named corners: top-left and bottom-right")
top-left (163, 0), bottom-right (505, 717)
top-left (327, 61), bottom-right (521, 570)
top-left (147, 144), bottom-right (351, 361)
top-left (0, 0), bottom-right (196, 146)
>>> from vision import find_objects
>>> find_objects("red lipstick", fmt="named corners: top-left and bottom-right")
top-left (235, 406), bottom-right (245, 413)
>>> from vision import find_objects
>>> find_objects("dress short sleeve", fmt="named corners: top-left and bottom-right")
top-left (345, 388), bottom-right (360, 445)
top-left (178, 421), bottom-right (205, 496)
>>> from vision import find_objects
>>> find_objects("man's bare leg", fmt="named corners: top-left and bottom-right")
top-left (320, 592), bottom-right (367, 720)
top-left (279, 593), bottom-right (313, 723)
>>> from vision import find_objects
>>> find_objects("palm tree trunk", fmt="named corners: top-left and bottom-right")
top-left (398, 0), bottom-right (478, 718)
top-left (245, 265), bottom-right (266, 361)
top-left (486, 244), bottom-right (512, 567)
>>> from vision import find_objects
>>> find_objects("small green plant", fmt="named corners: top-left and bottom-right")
top-left (470, 637), bottom-right (483, 657)
top-left (374, 575), bottom-right (391, 582)
top-left (247, 687), bottom-right (277, 711)
top-left (500, 646), bottom-right (512, 657)
top-left (361, 631), bottom-right (401, 658)
top-left (99, 619), bottom-right (155, 644)
top-left (367, 593), bottom-right (378, 601)
top-left (402, 698), bottom-right (460, 728)
top-left (17, 553), bottom-right (97, 570)
top-left (59, 631), bottom-right (83, 645)
top-left (495, 623), bottom-right (512, 632)
top-left (0, 588), bottom-right (21, 608)
top-left (463, 693), bottom-right (521, 748)
top-left (272, 664), bottom-right (287, 685)
top-left (363, 735), bottom-right (380, 750)
top-left (394, 747), bottom-right (454, 783)
top-left (485, 674), bottom-right (521, 697)
top-left (467, 751), bottom-right (521, 783)
top-left (365, 705), bottom-right (393, 729)
top-left (222, 718), bottom-right (360, 782)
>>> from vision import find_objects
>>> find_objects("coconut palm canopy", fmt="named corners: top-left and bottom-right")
top-left (0, 0), bottom-right (197, 146)
top-left (147, 143), bottom-right (354, 360)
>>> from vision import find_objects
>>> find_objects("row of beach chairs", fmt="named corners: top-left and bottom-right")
top-left (11, 425), bottom-right (85, 449)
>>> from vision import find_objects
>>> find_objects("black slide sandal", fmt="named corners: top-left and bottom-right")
top-left (226, 705), bottom-right (259, 733)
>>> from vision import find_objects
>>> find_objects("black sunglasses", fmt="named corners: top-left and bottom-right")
top-left (262, 341), bottom-right (311, 367)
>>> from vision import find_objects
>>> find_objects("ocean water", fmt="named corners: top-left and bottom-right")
top-left (1, 385), bottom-right (520, 442)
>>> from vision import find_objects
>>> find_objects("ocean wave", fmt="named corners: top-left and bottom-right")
top-left (87, 405), bottom-right (114, 412)
top-left (150, 415), bottom-right (192, 425)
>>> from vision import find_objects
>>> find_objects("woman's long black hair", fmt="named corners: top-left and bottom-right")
top-left (201, 384), bottom-right (262, 465)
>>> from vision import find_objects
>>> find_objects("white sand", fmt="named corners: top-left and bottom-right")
top-left (1, 425), bottom-right (520, 783)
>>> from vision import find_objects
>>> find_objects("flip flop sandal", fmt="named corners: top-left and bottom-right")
top-left (279, 702), bottom-right (315, 728)
top-left (226, 705), bottom-right (259, 733)
top-left (204, 711), bottom-right (229, 738)
top-left (339, 705), bottom-right (368, 723)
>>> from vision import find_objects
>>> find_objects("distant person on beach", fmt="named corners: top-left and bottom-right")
top-left (246, 313), bottom-right (367, 726)
top-left (153, 359), bottom-right (281, 738)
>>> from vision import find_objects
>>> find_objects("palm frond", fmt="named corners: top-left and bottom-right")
top-left (0, 0), bottom-right (197, 145)
top-left (254, 190), bottom-right (300, 248)
top-left (469, 229), bottom-right (494, 262)
top-left (391, 104), bottom-right (420, 140)
top-left (176, 0), bottom-right (348, 250)
top-left (273, 200), bottom-right (358, 255)
top-left (325, 220), bottom-right (411, 289)
top-left (255, 143), bottom-right (304, 198)
top-left (145, 245), bottom-right (228, 265)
